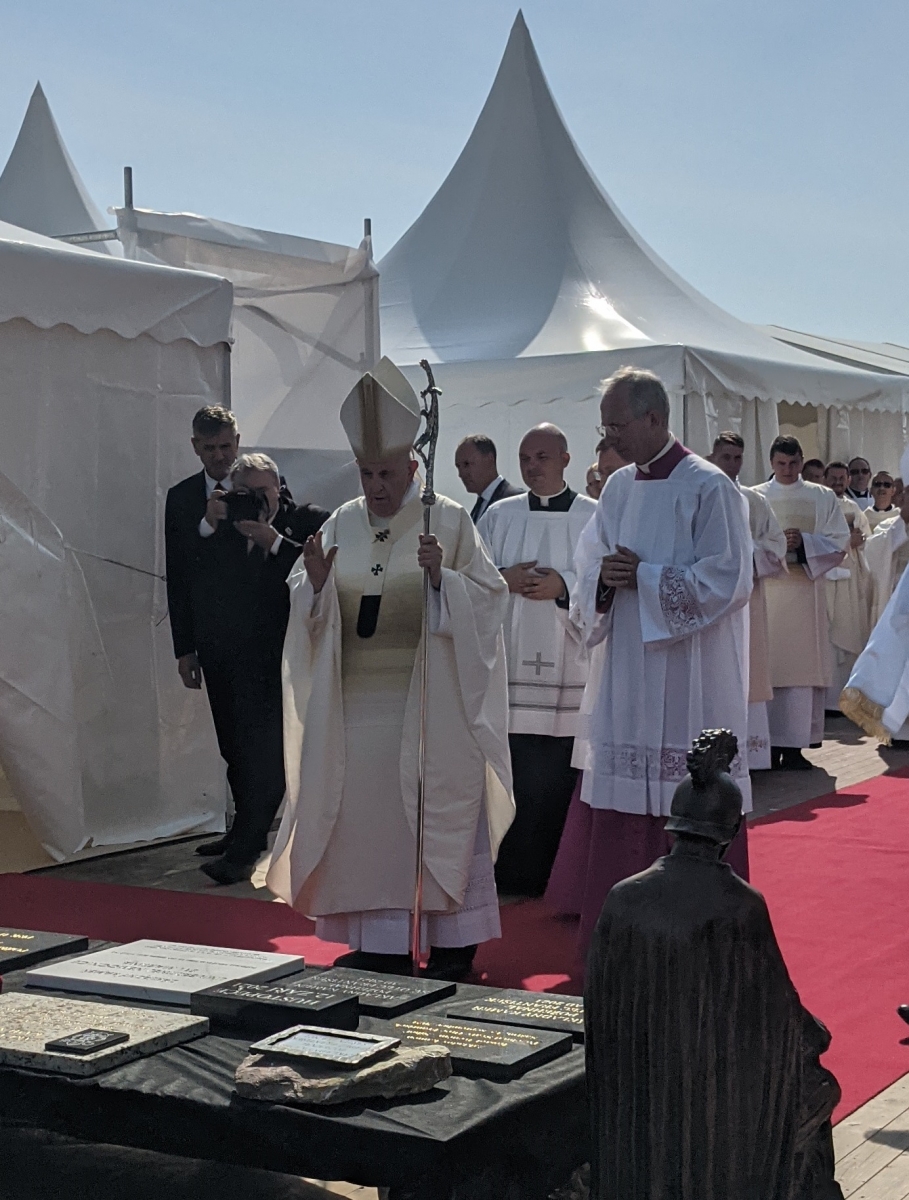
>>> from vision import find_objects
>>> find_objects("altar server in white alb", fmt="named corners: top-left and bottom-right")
top-left (266, 358), bottom-right (514, 981)
top-left (753, 438), bottom-right (850, 770)
top-left (478, 425), bottom-right (595, 896)
top-left (707, 431), bottom-right (788, 770)
top-left (571, 367), bottom-right (753, 961)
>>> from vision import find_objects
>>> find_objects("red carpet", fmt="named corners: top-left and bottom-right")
top-left (2, 769), bottom-right (908, 1121)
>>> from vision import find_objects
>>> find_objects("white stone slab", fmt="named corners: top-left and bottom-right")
top-left (0, 992), bottom-right (208, 1076)
top-left (25, 939), bottom-right (304, 1005)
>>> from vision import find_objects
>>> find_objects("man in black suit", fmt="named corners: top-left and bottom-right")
top-left (455, 434), bottom-right (524, 522)
top-left (165, 412), bottom-right (328, 883)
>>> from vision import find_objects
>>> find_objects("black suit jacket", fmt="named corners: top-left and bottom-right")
top-left (471, 477), bottom-right (525, 522)
top-left (164, 469), bottom-right (328, 659)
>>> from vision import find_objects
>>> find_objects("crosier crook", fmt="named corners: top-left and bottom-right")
top-left (410, 360), bottom-right (441, 973)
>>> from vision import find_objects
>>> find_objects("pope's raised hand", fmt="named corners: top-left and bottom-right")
top-left (303, 529), bottom-right (338, 594)
top-left (417, 533), bottom-right (443, 590)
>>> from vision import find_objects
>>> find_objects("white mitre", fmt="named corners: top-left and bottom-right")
top-left (340, 357), bottom-right (421, 460)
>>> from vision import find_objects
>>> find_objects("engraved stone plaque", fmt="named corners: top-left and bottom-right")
top-left (299, 968), bottom-right (456, 1017)
top-left (0, 929), bottom-right (89, 974)
top-left (446, 989), bottom-right (585, 1041)
top-left (385, 1015), bottom-right (572, 1080)
top-left (0, 992), bottom-right (208, 1076)
top-left (26, 940), bottom-right (304, 1005)
top-left (191, 979), bottom-right (359, 1037)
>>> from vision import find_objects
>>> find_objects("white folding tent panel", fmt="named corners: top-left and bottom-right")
top-left (116, 208), bottom-right (379, 507)
top-left (380, 14), bottom-right (907, 485)
top-left (0, 83), bottom-right (118, 252)
top-left (0, 221), bottom-right (233, 858)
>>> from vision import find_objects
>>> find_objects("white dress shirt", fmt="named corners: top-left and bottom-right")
top-left (199, 473), bottom-right (283, 555)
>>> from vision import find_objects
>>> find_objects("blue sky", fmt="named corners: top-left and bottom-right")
top-left (1, 0), bottom-right (907, 341)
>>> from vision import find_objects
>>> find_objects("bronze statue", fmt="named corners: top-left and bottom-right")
top-left (585, 730), bottom-right (843, 1200)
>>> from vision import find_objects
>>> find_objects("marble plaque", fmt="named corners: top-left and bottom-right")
top-left (251, 1025), bottom-right (400, 1066)
top-left (191, 979), bottom-right (359, 1037)
top-left (0, 929), bottom-right (89, 973)
top-left (300, 967), bottom-right (455, 1017)
top-left (0, 992), bottom-right (208, 1076)
top-left (386, 1015), bottom-right (572, 1080)
top-left (446, 990), bottom-right (585, 1041)
top-left (26, 940), bottom-right (304, 1005)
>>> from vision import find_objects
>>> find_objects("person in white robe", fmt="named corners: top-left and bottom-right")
top-left (841, 556), bottom-right (909, 746)
top-left (852, 455), bottom-right (909, 746)
top-left (707, 432), bottom-right (788, 771)
top-left (822, 461), bottom-right (871, 712)
top-left (266, 358), bottom-right (514, 981)
top-left (564, 367), bottom-right (753, 964)
top-left (865, 471), bottom-right (899, 533)
top-left (753, 437), bottom-right (850, 770)
top-left (477, 425), bottom-right (595, 896)
top-left (846, 457), bottom-right (875, 510)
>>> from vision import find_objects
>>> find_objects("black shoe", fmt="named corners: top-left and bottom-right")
top-left (824, 710), bottom-right (844, 720)
top-left (808, 742), bottom-right (823, 749)
top-left (779, 749), bottom-right (814, 771)
top-left (200, 856), bottom-right (255, 885)
top-left (423, 945), bottom-right (478, 982)
top-left (769, 746), bottom-right (784, 770)
top-left (331, 950), bottom-right (413, 975)
top-left (898, 1005), bottom-right (909, 1026)
top-left (889, 740), bottom-right (909, 750)
top-left (195, 835), bottom-right (232, 857)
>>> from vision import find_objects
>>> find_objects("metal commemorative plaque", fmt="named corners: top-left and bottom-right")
top-left (298, 968), bottom-right (456, 1017)
top-left (250, 1025), bottom-right (400, 1067)
top-left (385, 1015), bottom-right (572, 1081)
top-left (446, 989), bottom-right (585, 1042)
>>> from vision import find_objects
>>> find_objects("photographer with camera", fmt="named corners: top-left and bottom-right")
top-left (166, 420), bottom-right (328, 883)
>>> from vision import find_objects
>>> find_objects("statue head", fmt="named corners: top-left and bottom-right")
top-left (664, 729), bottom-right (743, 849)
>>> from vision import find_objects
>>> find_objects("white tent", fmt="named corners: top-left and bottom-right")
top-left (116, 208), bottom-right (379, 509)
top-left (380, 12), bottom-right (908, 490)
top-left (0, 219), bottom-right (233, 858)
top-left (0, 83), bottom-right (117, 252)
top-left (756, 327), bottom-right (909, 470)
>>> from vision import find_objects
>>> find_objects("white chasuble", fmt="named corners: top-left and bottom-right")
top-left (752, 479), bottom-right (850, 688)
top-left (266, 493), bottom-right (514, 921)
top-left (577, 450), bottom-right (753, 816)
top-left (742, 486), bottom-right (787, 704)
top-left (865, 513), bottom-right (909, 626)
top-left (842, 559), bottom-right (909, 743)
top-left (478, 492), bottom-right (596, 737)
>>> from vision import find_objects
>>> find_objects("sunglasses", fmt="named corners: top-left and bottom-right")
top-left (872, 480), bottom-right (895, 488)
top-left (850, 468), bottom-right (871, 476)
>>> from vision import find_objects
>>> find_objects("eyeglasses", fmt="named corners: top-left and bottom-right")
top-left (850, 467), bottom-right (872, 476)
top-left (596, 420), bottom-right (636, 437)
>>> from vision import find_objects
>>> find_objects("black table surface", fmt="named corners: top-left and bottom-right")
top-left (0, 943), bottom-right (588, 1197)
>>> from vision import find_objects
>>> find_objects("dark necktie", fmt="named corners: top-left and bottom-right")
top-left (471, 496), bottom-right (485, 523)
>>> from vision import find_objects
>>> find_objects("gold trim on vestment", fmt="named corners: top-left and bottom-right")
top-left (839, 686), bottom-right (891, 745)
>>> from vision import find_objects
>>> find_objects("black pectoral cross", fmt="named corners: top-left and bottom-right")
top-left (371, 564), bottom-right (383, 576)
top-left (374, 530), bottom-right (390, 542)
top-left (523, 652), bottom-right (555, 675)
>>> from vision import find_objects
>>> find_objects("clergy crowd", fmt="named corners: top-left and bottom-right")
top-left (165, 359), bottom-right (909, 980)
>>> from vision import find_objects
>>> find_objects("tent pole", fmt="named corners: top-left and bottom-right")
top-left (363, 217), bottom-right (379, 367)
top-left (123, 167), bottom-right (133, 210)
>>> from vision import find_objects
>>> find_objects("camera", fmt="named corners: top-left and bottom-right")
top-left (223, 488), bottom-right (268, 524)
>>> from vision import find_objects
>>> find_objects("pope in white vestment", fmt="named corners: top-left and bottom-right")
top-left (562, 368), bottom-right (753, 965)
top-left (266, 359), bottom-right (514, 979)
top-left (752, 440), bottom-right (849, 768)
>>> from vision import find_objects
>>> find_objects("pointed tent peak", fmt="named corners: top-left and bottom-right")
top-left (0, 81), bottom-right (113, 251)
top-left (379, 12), bottom-right (798, 367)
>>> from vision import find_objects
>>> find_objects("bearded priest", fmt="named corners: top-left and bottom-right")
top-left (266, 359), bottom-right (514, 982)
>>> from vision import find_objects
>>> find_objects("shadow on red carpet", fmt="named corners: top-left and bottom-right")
top-left (2, 766), bottom-right (908, 1121)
